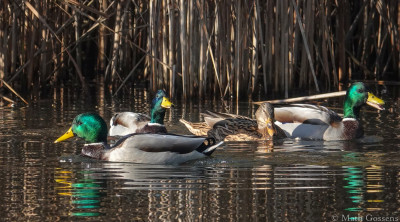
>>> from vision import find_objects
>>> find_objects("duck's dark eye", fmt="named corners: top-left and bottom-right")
top-left (357, 89), bottom-right (364, 93)
top-left (76, 121), bottom-right (82, 126)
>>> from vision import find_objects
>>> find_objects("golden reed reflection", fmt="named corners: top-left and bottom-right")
top-left (342, 163), bottom-right (385, 213)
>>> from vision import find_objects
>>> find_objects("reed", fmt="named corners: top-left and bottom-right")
top-left (0, 0), bottom-right (399, 101)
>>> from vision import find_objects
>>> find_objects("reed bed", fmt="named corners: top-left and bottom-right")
top-left (0, 0), bottom-right (399, 101)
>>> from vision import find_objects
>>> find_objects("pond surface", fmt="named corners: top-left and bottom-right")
top-left (0, 87), bottom-right (399, 221)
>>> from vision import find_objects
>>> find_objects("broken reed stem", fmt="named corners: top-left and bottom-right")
top-left (1, 96), bottom-right (15, 104)
top-left (1, 79), bottom-right (28, 104)
top-left (253, 91), bottom-right (346, 104)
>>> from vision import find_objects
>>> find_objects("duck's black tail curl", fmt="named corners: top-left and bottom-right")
top-left (196, 137), bottom-right (224, 156)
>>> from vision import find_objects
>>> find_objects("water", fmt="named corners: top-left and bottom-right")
top-left (0, 87), bottom-right (399, 221)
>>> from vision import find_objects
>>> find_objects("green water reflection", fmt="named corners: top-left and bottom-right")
top-left (343, 162), bottom-right (386, 213)
top-left (55, 168), bottom-right (103, 217)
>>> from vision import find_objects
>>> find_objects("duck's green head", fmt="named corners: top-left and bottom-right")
top-left (343, 82), bottom-right (384, 119)
top-left (54, 113), bottom-right (108, 144)
top-left (150, 90), bottom-right (173, 124)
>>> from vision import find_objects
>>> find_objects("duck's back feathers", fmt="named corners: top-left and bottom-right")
top-left (203, 117), bottom-right (224, 128)
top-left (114, 134), bottom-right (209, 154)
top-left (87, 133), bottom-right (224, 164)
top-left (109, 112), bottom-right (167, 136)
top-left (207, 118), bottom-right (262, 142)
top-left (179, 119), bottom-right (210, 136)
top-left (179, 110), bottom-right (253, 136)
top-left (202, 110), bottom-right (252, 120)
top-left (136, 123), bottom-right (167, 134)
top-left (109, 112), bottom-right (150, 136)
top-left (274, 104), bottom-right (342, 126)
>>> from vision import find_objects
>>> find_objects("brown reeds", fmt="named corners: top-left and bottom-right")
top-left (0, 0), bottom-right (399, 101)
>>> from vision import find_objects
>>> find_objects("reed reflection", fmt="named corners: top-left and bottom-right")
top-left (365, 165), bottom-right (384, 211)
top-left (54, 161), bottom-right (221, 221)
top-left (342, 153), bottom-right (385, 213)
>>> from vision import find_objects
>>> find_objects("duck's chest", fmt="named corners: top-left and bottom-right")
top-left (323, 119), bottom-right (362, 140)
top-left (341, 119), bottom-right (363, 139)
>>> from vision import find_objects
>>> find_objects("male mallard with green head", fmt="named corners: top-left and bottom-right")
top-left (55, 113), bottom-right (223, 165)
top-left (109, 90), bottom-right (173, 136)
top-left (274, 82), bottom-right (385, 140)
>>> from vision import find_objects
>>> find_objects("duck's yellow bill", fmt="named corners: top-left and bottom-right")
top-left (366, 92), bottom-right (385, 110)
top-left (161, 97), bottom-right (174, 108)
top-left (266, 117), bottom-right (275, 136)
top-left (54, 127), bottom-right (74, 143)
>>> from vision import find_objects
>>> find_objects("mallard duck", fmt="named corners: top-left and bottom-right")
top-left (179, 119), bottom-right (211, 136)
top-left (54, 113), bottom-right (223, 165)
top-left (179, 110), bottom-right (252, 136)
top-left (274, 82), bottom-right (385, 140)
top-left (180, 103), bottom-right (286, 142)
top-left (109, 90), bottom-right (173, 136)
top-left (206, 103), bottom-right (286, 142)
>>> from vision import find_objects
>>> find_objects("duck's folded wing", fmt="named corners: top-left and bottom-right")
top-left (203, 116), bottom-right (224, 128)
top-left (179, 119), bottom-right (210, 136)
top-left (206, 118), bottom-right (260, 142)
top-left (202, 110), bottom-right (253, 120)
top-left (82, 143), bottom-right (108, 159)
top-left (202, 110), bottom-right (254, 128)
top-left (274, 104), bottom-right (342, 125)
top-left (115, 134), bottom-right (211, 154)
top-left (109, 112), bottom-right (151, 135)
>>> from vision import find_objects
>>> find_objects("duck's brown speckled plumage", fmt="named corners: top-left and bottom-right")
top-left (81, 143), bottom-right (107, 160)
top-left (179, 110), bottom-right (256, 136)
top-left (206, 118), bottom-right (261, 141)
top-left (342, 119), bottom-right (363, 140)
top-left (207, 103), bottom-right (286, 142)
top-left (180, 103), bottom-right (285, 142)
top-left (179, 119), bottom-right (210, 136)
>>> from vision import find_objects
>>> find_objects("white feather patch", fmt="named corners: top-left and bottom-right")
top-left (342, 118), bottom-right (356, 121)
